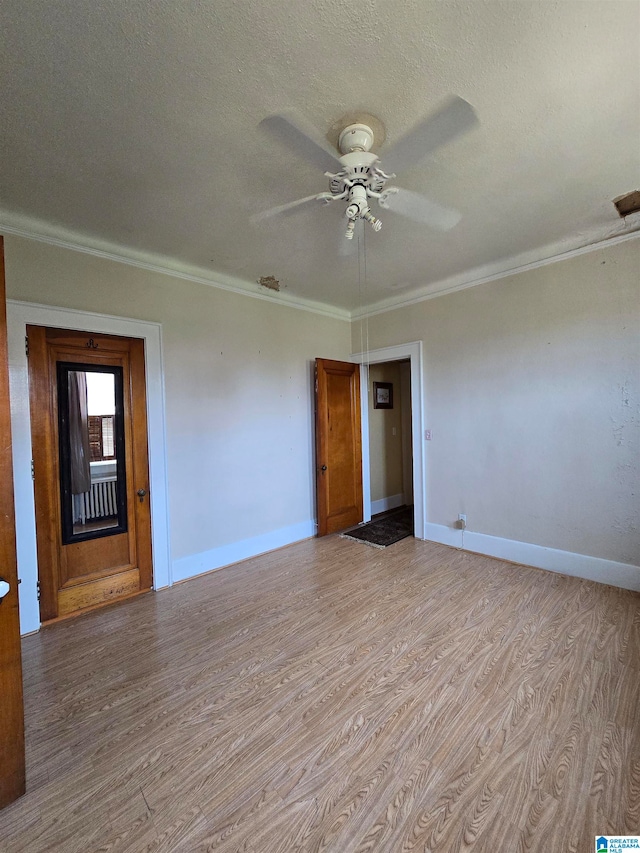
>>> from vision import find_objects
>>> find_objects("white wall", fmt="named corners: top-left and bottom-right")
top-left (354, 238), bottom-right (640, 577)
top-left (5, 235), bottom-right (351, 588)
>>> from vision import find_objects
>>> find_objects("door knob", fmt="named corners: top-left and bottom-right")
top-left (320, 465), bottom-right (327, 472)
top-left (0, 579), bottom-right (10, 601)
top-left (137, 489), bottom-right (147, 503)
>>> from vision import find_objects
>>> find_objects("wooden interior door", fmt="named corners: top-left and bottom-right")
top-left (28, 327), bottom-right (153, 622)
top-left (0, 237), bottom-right (26, 808)
top-left (315, 358), bottom-right (363, 536)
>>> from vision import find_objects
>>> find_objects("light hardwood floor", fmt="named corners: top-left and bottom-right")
top-left (1, 536), bottom-right (639, 852)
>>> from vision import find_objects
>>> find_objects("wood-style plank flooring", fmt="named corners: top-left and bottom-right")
top-left (1, 536), bottom-right (639, 852)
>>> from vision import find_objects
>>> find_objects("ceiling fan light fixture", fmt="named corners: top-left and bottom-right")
top-left (255, 96), bottom-right (479, 247)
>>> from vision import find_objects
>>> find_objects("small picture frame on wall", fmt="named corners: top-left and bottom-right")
top-left (373, 381), bottom-right (393, 409)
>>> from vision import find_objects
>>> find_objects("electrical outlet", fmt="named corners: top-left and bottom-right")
top-left (458, 514), bottom-right (467, 529)
top-left (425, 429), bottom-right (432, 440)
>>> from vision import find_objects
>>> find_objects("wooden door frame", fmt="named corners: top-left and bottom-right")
top-left (350, 342), bottom-right (425, 540)
top-left (7, 301), bottom-right (171, 636)
top-left (0, 239), bottom-right (25, 808)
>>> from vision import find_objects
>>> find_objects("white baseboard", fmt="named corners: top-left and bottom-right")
top-left (172, 519), bottom-right (316, 583)
top-left (424, 522), bottom-right (463, 549)
top-left (422, 523), bottom-right (640, 591)
top-left (371, 493), bottom-right (405, 516)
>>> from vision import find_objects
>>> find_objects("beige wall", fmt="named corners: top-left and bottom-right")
top-left (6, 232), bottom-right (639, 575)
top-left (5, 236), bottom-right (351, 563)
top-left (353, 238), bottom-right (640, 565)
top-left (368, 362), bottom-right (404, 503)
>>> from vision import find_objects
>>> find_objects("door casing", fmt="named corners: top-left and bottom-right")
top-left (7, 301), bottom-right (171, 636)
top-left (350, 342), bottom-right (425, 539)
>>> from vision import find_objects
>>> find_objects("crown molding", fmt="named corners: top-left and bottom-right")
top-left (0, 212), bottom-right (351, 322)
top-left (3, 209), bottom-right (639, 324)
top-left (351, 216), bottom-right (640, 320)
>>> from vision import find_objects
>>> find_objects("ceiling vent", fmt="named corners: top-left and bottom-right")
top-left (613, 190), bottom-right (640, 217)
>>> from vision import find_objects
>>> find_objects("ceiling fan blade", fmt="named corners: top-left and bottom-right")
top-left (382, 96), bottom-right (478, 174)
top-left (260, 113), bottom-right (342, 172)
top-left (378, 187), bottom-right (461, 230)
top-left (251, 193), bottom-right (326, 224)
top-left (338, 218), bottom-right (363, 257)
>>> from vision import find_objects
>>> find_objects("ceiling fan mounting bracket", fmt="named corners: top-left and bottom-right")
top-left (338, 123), bottom-right (375, 155)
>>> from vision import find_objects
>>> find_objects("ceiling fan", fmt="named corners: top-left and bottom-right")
top-left (252, 96), bottom-right (479, 247)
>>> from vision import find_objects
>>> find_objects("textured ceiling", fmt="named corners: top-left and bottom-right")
top-left (1, 0), bottom-right (639, 316)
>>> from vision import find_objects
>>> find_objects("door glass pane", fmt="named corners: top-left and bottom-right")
top-left (57, 364), bottom-right (127, 543)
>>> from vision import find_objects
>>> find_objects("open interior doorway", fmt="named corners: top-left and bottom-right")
top-left (351, 341), bottom-right (425, 540)
top-left (367, 359), bottom-right (413, 517)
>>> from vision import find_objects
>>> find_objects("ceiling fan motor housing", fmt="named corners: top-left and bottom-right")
top-left (328, 151), bottom-right (389, 196)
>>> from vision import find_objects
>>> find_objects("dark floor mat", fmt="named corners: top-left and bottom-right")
top-left (340, 506), bottom-right (414, 548)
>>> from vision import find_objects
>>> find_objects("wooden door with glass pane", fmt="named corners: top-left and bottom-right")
top-left (28, 327), bottom-right (152, 622)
